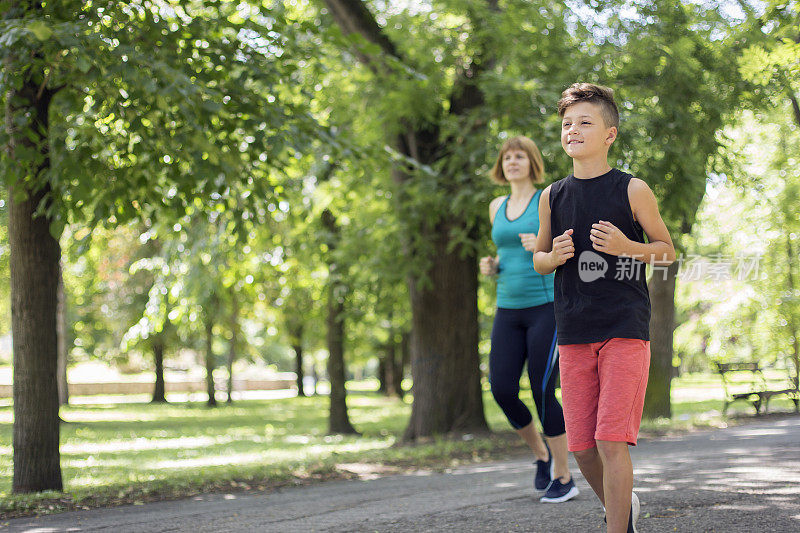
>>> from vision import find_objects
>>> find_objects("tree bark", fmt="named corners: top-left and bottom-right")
top-left (380, 340), bottom-right (402, 398)
top-left (377, 351), bottom-right (388, 394)
top-left (7, 51), bottom-right (63, 491)
top-left (289, 321), bottom-right (306, 397)
top-left (205, 309), bottom-right (217, 407)
top-left (396, 332), bottom-right (410, 398)
top-left (322, 0), bottom-right (492, 439)
top-left (10, 181), bottom-right (63, 492)
top-left (644, 261), bottom-right (679, 419)
top-left (226, 294), bottom-right (238, 404)
top-left (786, 235), bottom-right (800, 390)
top-left (151, 338), bottom-right (167, 403)
top-left (322, 209), bottom-right (358, 434)
top-left (403, 225), bottom-right (487, 439)
top-left (292, 343), bottom-right (305, 397)
top-left (326, 281), bottom-right (357, 434)
top-left (56, 262), bottom-right (69, 406)
top-left (789, 92), bottom-right (800, 128)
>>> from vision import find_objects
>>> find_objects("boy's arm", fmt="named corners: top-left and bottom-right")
top-left (589, 178), bottom-right (675, 265)
top-left (534, 186), bottom-right (573, 274)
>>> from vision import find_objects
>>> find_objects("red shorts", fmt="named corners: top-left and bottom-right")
top-left (558, 338), bottom-right (650, 452)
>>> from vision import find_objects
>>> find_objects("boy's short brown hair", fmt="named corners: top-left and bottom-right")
top-left (489, 136), bottom-right (545, 185)
top-left (557, 83), bottom-right (619, 129)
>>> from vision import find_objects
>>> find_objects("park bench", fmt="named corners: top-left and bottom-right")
top-left (714, 362), bottom-right (800, 415)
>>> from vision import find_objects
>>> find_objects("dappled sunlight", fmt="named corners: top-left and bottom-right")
top-left (60, 435), bottom-right (239, 454)
top-left (153, 452), bottom-right (268, 469)
top-left (630, 417), bottom-right (800, 531)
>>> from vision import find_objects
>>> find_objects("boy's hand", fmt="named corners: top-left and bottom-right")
top-left (519, 233), bottom-right (538, 252)
top-left (479, 256), bottom-right (498, 276)
top-left (550, 229), bottom-right (574, 266)
top-left (590, 220), bottom-right (631, 256)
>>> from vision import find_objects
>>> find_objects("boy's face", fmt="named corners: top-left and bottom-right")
top-left (560, 101), bottom-right (617, 161)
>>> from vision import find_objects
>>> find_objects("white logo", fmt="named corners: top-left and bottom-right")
top-left (578, 251), bottom-right (608, 282)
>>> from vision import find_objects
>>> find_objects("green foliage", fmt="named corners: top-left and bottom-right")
top-left (1, 1), bottom-right (325, 230)
top-left (737, 0), bottom-right (799, 110)
top-left (587, 0), bottom-right (745, 238)
top-left (674, 106), bottom-right (800, 377)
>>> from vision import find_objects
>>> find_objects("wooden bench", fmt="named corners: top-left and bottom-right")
top-left (714, 362), bottom-right (799, 415)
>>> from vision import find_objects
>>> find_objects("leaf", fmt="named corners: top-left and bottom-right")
top-left (26, 21), bottom-right (53, 41)
top-left (76, 55), bottom-right (92, 73)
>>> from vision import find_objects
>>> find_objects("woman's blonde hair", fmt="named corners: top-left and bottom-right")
top-left (489, 136), bottom-right (545, 185)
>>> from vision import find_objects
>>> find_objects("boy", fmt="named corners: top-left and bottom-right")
top-left (533, 83), bottom-right (675, 533)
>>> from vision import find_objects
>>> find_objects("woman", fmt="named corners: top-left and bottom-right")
top-left (480, 135), bottom-right (578, 503)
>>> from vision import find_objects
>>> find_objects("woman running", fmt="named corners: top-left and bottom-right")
top-left (480, 135), bottom-right (578, 503)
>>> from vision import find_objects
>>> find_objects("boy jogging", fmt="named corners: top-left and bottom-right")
top-left (533, 83), bottom-right (676, 532)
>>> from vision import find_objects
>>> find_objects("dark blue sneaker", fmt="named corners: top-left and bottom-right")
top-left (540, 476), bottom-right (580, 503)
top-left (534, 445), bottom-right (553, 491)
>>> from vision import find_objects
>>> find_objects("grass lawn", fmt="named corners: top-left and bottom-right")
top-left (1, 373), bottom-right (797, 517)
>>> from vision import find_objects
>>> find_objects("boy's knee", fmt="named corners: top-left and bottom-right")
top-left (573, 446), bottom-right (599, 463)
top-left (596, 440), bottom-right (630, 461)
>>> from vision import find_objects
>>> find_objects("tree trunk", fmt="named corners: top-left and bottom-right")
top-left (226, 294), bottom-right (238, 404)
top-left (381, 340), bottom-right (401, 398)
top-left (786, 235), bottom-right (800, 391)
top-left (322, 208), bottom-right (357, 435)
top-left (326, 281), bottom-right (357, 434)
top-left (377, 351), bottom-right (388, 394)
top-left (644, 261), bottom-right (679, 419)
top-left (403, 224), bottom-right (488, 440)
top-left (151, 338), bottom-right (167, 403)
top-left (205, 311), bottom-right (217, 407)
top-left (293, 342), bottom-right (306, 397)
top-left (7, 58), bottom-right (63, 492)
top-left (322, 0), bottom-right (491, 439)
top-left (56, 262), bottom-right (69, 406)
top-left (396, 332), bottom-right (410, 398)
top-left (10, 181), bottom-right (63, 493)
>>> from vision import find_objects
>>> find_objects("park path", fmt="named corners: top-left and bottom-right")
top-left (3, 415), bottom-right (800, 532)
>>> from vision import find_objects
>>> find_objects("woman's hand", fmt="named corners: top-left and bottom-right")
top-left (519, 233), bottom-right (538, 252)
top-left (480, 256), bottom-right (499, 276)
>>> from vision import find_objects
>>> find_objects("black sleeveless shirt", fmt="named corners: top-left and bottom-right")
top-left (549, 168), bottom-right (650, 344)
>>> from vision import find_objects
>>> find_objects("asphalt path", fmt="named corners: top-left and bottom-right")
top-left (4, 414), bottom-right (800, 532)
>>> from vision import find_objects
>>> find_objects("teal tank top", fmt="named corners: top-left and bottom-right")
top-left (490, 191), bottom-right (555, 309)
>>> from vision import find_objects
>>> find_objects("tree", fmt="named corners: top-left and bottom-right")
top-left (316, 0), bottom-right (585, 439)
top-left (593, 0), bottom-right (746, 417)
top-left (1, 0), bottom-right (320, 491)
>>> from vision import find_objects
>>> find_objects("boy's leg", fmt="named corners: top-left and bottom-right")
top-left (573, 446), bottom-right (605, 504)
top-left (558, 342), bottom-right (601, 491)
top-left (595, 338), bottom-right (650, 532)
top-left (597, 440), bottom-right (633, 532)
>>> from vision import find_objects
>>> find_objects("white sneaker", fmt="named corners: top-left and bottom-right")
top-left (602, 493), bottom-right (640, 531)
top-left (630, 492), bottom-right (640, 533)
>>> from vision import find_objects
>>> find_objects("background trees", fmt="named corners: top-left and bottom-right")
top-left (1, 0), bottom-right (797, 495)
top-left (1, 0), bottom-right (321, 491)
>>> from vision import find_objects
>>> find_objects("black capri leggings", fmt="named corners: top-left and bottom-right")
top-left (489, 302), bottom-right (566, 437)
